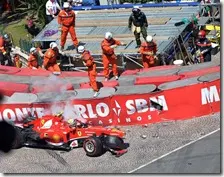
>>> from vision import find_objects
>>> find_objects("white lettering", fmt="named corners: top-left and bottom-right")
top-left (74, 105), bottom-right (88, 118)
top-left (96, 103), bottom-right (109, 117)
top-left (150, 95), bottom-right (168, 111)
top-left (109, 119), bottom-right (112, 124)
top-left (137, 116), bottom-right (142, 121)
top-left (135, 99), bottom-right (148, 113)
top-left (201, 86), bottom-right (220, 105)
top-left (15, 108), bottom-right (29, 122)
top-left (126, 118), bottom-right (131, 122)
top-left (87, 104), bottom-right (97, 118)
top-left (126, 100), bottom-right (136, 115)
top-left (36, 108), bottom-right (45, 117)
top-left (3, 109), bottom-right (16, 122)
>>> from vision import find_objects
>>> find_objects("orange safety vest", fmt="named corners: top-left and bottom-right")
top-left (0, 36), bottom-right (6, 54)
top-left (139, 41), bottom-right (157, 64)
top-left (101, 38), bottom-right (121, 56)
top-left (81, 50), bottom-right (94, 67)
top-left (58, 10), bottom-right (76, 27)
top-left (43, 48), bottom-right (58, 66)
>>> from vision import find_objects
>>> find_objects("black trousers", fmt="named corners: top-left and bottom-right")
top-left (45, 15), bottom-right (54, 25)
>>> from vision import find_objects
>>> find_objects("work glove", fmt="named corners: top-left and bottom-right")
top-left (120, 42), bottom-right (127, 46)
top-left (32, 67), bottom-right (37, 70)
top-left (111, 44), bottom-right (118, 49)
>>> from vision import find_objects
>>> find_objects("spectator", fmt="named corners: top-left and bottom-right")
top-left (195, 30), bottom-right (212, 62)
top-left (45, 0), bottom-right (61, 25)
top-left (128, 6), bottom-right (148, 48)
top-left (78, 45), bottom-right (99, 97)
top-left (201, 0), bottom-right (211, 17)
top-left (139, 35), bottom-right (158, 68)
top-left (58, 2), bottom-right (79, 51)
top-left (13, 54), bottom-right (22, 68)
top-left (43, 42), bottom-right (61, 72)
top-left (25, 16), bottom-right (40, 37)
top-left (101, 32), bottom-right (126, 81)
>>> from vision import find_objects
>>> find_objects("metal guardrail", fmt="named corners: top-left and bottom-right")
top-left (72, 2), bottom-right (200, 10)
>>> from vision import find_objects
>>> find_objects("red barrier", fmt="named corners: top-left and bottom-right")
top-left (60, 71), bottom-right (88, 77)
top-left (0, 79), bottom-right (220, 126)
top-left (134, 75), bottom-right (181, 86)
top-left (0, 81), bottom-right (29, 96)
top-left (14, 68), bottom-right (51, 76)
top-left (61, 71), bottom-right (105, 77)
top-left (80, 80), bottom-right (119, 89)
top-left (0, 65), bottom-right (21, 74)
top-left (31, 83), bottom-right (74, 93)
top-left (180, 66), bottom-right (220, 79)
top-left (121, 69), bottom-right (139, 76)
top-left (139, 65), bottom-right (177, 72)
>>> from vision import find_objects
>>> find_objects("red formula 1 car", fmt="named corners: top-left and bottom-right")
top-left (12, 114), bottom-right (128, 157)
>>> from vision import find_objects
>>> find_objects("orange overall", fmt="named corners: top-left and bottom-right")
top-left (101, 38), bottom-right (121, 79)
top-left (58, 9), bottom-right (78, 48)
top-left (28, 54), bottom-right (41, 69)
top-left (139, 41), bottom-right (157, 68)
top-left (0, 36), bottom-right (6, 55)
top-left (43, 48), bottom-right (60, 72)
top-left (81, 50), bottom-right (98, 92)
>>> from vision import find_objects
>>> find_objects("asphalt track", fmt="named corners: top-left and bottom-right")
top-left (0, 113), bottom-right (220, 173)
top-left (131, 129), bottom-right (220, 173)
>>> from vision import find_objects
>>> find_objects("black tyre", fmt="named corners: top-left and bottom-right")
top-left (23, 117), bottom-right (36, 124)
top-left (104, 136), bottom-right (125, 150)
top-left (11, 127), bottom-right (24, 149)
top-left (83, 136), bottom-right (103, 157)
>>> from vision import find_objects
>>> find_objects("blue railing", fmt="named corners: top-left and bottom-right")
top-left (72, 2), bottom-right (200, 10)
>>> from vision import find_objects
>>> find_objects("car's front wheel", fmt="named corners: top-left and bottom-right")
top-left (83, 136), bottom-right (103, 157)
top-left (11, 127), bottom-right (24, 149)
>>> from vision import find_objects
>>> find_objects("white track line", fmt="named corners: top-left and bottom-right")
top-left (128, 128), bottom-right (220, 173)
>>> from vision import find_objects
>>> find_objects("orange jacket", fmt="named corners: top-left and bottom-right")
top-left (101, 38), bottom-right (121, 56)
top-left (58, 10), bottom-right (75, 27)
top-left (28, 54), bottom-right (39, 68)
top-left (139, 41), bottom-right (157, 61)
top-left (0, 36), bottom-right (6, 54)
top-left (81, 50), bottom-right (94, 67)
top-left (43, 48), bottom-right (58, 67)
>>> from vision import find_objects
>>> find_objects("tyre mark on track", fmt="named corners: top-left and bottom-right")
top-left (45, 150), bottom-right (72, 172)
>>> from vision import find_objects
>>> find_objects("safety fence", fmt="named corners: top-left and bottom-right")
top-left (0, 73), bottom-right (220, 126)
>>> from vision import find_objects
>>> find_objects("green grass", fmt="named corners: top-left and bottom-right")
top-left (3, 19), bottom-right (31, 47)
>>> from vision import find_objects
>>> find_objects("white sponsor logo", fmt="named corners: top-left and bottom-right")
top-left (70, 140), bottom-right (79, 148)
top-left (0, 95), bottom-right (168, 124)
top-left (112, 100), bottom-right (121, 117)
top-left (0, 107), bottom-right (44, 122)
top-left (201, 86), bottom-right (220, 105)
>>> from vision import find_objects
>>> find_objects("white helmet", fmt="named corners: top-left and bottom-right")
top-left (78, 45), bottom-right (85, 53)
top-left (105, 32), bottom-right (113, 40)
top-left (63, 2), bottom-right (70, 8)
top-left (50, 42), bottom-right (58, 49)
top-left (146, 35), bottom-right (153, 42)
top-left (30, 47), bottom-right (36, 53)
top-left (3, 34), bottom-right (9, 39)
